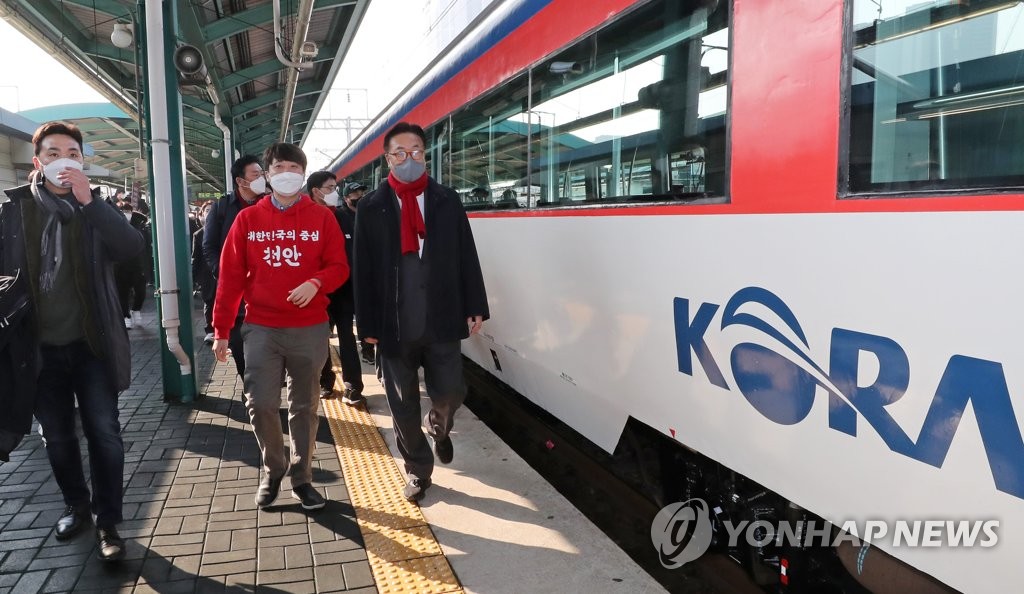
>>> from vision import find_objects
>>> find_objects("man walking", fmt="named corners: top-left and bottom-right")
top-left (212, 143), bottom-right (347, 511)
top-left (341, 182), bottom-right (377, 367)
top-left (306, 172), bottom-right (366, 405)
top-left (202, 155), bottom-right (265, 378)
top-left (1, 122), bottom-right (144, 561)
top-left (354, 122), bottom-right (489, 502)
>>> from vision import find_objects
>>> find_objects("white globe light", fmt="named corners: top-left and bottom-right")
top-left (211, 148), bottom-right (220, 158)
top-left (111, 23), bottom-right (133, 49)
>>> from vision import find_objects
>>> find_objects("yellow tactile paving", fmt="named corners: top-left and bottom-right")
top-left (362, 526), bottom-right (442, 563)
top-left (322, 347), bottom-right (463, 594)
top-left (368, 555), bottom-right (462, 594)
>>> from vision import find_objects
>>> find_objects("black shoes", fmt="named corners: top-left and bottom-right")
top-left (292, 483), bottom-right (327, 510)
top-left (96, 526), bottom-right (125, 562)
top-left (55, 505), bottom-right (90, 541)
top-left (320, 386), bottom-right (335, 399)
top-left (341, 389), bottom-right (366, 407)
top-left (403, 477), bottom-right (431, 502)
top-left (431, 432), bottom-right (453, 465)
top-left (360, 344), bottom-right (375, 365)
top-left (256, 475), bottom-right (282, 508)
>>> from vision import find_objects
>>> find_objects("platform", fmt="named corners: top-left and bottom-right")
top-left (0, 297), bottom-right (667, 593)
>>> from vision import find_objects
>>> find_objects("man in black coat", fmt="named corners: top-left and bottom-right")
top-left (0, 122), bottom-right (144, 561)
top-left (306, 172), bottom-right (367, 405)
top-left (354, 122), bottom-right (489, 503)
top-left (201, 154), bottom-right (265, 378)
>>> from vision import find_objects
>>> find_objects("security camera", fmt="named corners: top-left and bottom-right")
top-left (300, 41), bottom-right (318, 59)
top-left (549, 61), bottom-right (583, 75)
top-left (174, 45), bottom-right (208, 85)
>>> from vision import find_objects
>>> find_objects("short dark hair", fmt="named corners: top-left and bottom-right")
top-left (230, 155), bottom-right (262, 193)
top-left (118, 201), bottom-right (133, 212)
top-left (263, 143), bottom-right (307, 171)
top-left (382, 122), bottom-right (427, 152)
top-left (306, 171), bottom-right (335, 195)
top-left (33, 121), bottom-right (84, 155)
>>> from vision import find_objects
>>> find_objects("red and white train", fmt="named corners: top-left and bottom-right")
top-left (330, 1), bottom-right (1024, 592)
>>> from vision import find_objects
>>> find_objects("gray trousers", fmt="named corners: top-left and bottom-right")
top-left (241, 322), bottom-right (329, 486)
top-left (380, 340), bottom-right (465, 481)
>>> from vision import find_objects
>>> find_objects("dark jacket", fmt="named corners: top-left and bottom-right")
top-left (202, 192), bottom-right (257, 278)
top-left (0, 184), bottom-right (144, 410)
top-left (201, 192), bottom-right (256, 320)
top-left (192, 226), bottom-right (215, 302)
top-left (117, 210), bottom-right (151, 274)
top-left (354, 177), bottom-right (489, 355)
top-left (330, 204), bottom-right (357, 313)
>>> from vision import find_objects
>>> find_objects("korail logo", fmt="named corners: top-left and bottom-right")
top-left (650, 498), bottom-right (714, 568)
top-left (674, 286), bottom-right (1024, 501)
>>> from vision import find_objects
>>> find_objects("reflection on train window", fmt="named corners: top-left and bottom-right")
top-left (449, 73), bottom-right (531, 209)
top-left (530, 1), bottom-right (728, 206)
top-left (848, 0), bottom-right (1024, 194)
top-left (444, 0), bottom-right (729, 210)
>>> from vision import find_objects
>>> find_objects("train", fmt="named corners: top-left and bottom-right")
top-left (328, 1), bottom-right (1024, 592)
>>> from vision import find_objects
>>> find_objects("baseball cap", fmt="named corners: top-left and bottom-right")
top-left (343, 181), bottom-right (367, 195)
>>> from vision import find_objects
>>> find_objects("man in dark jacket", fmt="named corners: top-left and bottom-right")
top-left (354, 122), bottom-right (489, 503)
top-left (0, 121), bottom-right (144, 562)
top-left (201, 154), bottom-right (265, 378)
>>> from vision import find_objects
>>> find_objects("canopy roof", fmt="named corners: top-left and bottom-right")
top-left (0, 0), bottom-right (369, 191)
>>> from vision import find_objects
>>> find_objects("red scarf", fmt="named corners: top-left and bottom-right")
top-left (388, 172), bottom-right (428, 254)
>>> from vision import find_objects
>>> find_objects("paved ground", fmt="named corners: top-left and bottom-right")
top-left (0, 298), bottom-right (375, 593)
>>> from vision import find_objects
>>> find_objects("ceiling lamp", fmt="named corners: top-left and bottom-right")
top-left (111, 23), bottom-right (133, 49)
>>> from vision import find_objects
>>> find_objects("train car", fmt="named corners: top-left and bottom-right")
top-left (329, 1), bottom-right (1024, 592)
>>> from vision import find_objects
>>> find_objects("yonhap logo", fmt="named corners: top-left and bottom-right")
top-left (673, 286), bottom-right (1024, 501)
top-left (650, 498), bottom-right (714, 568)
top-left (651, 498), bottom-right (998, 568)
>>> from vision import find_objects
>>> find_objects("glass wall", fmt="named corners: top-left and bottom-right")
top-left (848, 0), bottom-right (1024, 194)
top-left (346, 0), bottom-right (730, 209)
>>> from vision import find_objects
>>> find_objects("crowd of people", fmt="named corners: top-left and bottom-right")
top-left (0, 120), bottom-right (490, 563)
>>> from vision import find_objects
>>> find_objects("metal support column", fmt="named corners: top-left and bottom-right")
top-left (140, 0), bottom-right (198, 402)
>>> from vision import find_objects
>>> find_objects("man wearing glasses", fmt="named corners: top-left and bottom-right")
top-left (353, 122), bottom-right (489, 502)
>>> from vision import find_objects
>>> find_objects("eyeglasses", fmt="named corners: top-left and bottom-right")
top-left (387, 149), bottom-right (424, 161)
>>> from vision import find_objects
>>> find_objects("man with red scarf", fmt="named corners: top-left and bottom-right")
top-left (354, 122), bottom-right (489, 502)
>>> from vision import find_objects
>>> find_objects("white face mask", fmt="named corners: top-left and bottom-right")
top-left (269, 172), bottom-right (304, 196)
top-left (323, 190), bottom-right (340, 207)
top-left (245, 176), bottom-right (266, 195)
top-left (124, 212), bottom-right (132, 221)
top-left (42, 158), bottom-right (84, 187)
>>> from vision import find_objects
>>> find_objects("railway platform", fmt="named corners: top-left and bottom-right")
top-left (0, 298), bottom-right (666, 593)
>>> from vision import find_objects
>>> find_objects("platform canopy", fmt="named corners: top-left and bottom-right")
top-left (0, 0), bottom-right (369, 192)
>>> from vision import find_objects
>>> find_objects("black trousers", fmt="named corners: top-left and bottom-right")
top-left (380, 340), bottom-right (465, 480)
top-left (320, 307), bottom-right (363, 393)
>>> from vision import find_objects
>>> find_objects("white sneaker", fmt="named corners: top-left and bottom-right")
top-left (124, 316), bottom-right (133, 329)
top-left (131, 310), bottom-right (142, 324)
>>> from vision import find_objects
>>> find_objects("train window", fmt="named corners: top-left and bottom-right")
top-left (441, 0), bottom-right (728, 210)
top-left (529, 0), bottom-right (729, 205)
top-left (450, 73), bottom-right (532, 210)
top-left (847, 0), bottom-right (1024, 194)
